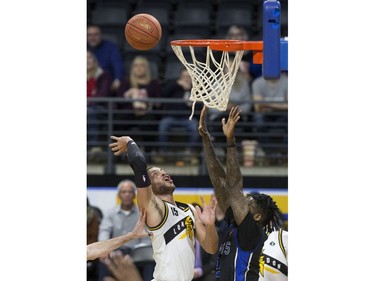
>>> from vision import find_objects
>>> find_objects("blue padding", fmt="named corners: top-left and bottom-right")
top-left (280, 38), bottom-right (288, 71)
top-left (263, 0), bottom-right (281, 79)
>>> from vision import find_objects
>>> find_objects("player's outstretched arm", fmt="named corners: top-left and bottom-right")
top-left (87, 209), bottom-right (148, 260)
top-left (109, 136), bottom-right (165, 227)
top-left (193, 195), bottom-right (219, 254)
top-left (222, 106), bottom-right (249, 225)
top-left (198, 106), bottom-right (230, 213)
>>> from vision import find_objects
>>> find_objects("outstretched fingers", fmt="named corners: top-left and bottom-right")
top-left (230, 106), bottom-right (241, 122)
top-left (209, 193), bottom-right (217, 209)
top-left (200, 195), bottom-right (207, 209)
top-left (199, 106), bottom-right (209, 136)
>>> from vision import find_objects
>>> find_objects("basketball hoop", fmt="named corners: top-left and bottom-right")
top-left (170, 39), bottom-right (263, 119)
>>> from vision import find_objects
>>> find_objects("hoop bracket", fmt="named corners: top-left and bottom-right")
top-left (171, 39), bottom-right (264, 62)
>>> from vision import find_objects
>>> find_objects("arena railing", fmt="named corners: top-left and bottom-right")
top-left (87, 97), bottom-right (288, 174)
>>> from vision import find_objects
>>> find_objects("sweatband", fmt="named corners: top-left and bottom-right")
top-left (127, 140), bottom-right (151, 188)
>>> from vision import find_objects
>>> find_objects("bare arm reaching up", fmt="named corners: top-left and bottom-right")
top-left (222, 106), bottom-right (249, 225)
top-left (192, 195), bottom-right (218, 254)
top-left (198, 106), bottom-right (230, 213)
top-left (109, 136), bottom-right (166, 227)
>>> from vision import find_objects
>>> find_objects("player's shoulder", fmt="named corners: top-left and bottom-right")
top-left (175, 201), bottom-right (194, 213)
top-left (278, 228), bottom-right (288, 236)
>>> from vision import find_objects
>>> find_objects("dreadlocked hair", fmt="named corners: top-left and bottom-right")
top-left (246, 193), bottom-right (284, 234)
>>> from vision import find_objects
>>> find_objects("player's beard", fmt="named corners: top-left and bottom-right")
top-left (152, 183), bottom-right (175, 196)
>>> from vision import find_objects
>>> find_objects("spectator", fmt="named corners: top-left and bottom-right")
top-left (157, 68), bottom-right (200, 164)
top-left (87, 25), bottom-right (123, 93)
top-left (225, 25), bottom-right (252, 81)
top-left (87, 197), bottom-right (103, 281)
top-left (87, 208), bottom-right (148, 261)
top-left (87, 49), bottom-right (112, 156)
top-left (251, 71), bottom-right (288, 152)
top-left (98, 180), bottom-right (155, 281)
top-left (116, 55), bottom-right (162, 157)
top-left (87, 197), bottom-right (102, 245)
top-left (225, 25), bottom-right (262, 84)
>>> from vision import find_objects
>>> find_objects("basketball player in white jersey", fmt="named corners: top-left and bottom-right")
top-left (109, 136), bottom-right (218, 281)
top-left (259, 228), bottom-right (288, 281)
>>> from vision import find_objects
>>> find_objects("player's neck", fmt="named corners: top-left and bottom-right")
top-left (157, 194), bottom-right (175, 205)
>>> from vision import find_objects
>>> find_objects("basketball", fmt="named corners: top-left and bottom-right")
top-left (125, 13), bottom-right (162, 50)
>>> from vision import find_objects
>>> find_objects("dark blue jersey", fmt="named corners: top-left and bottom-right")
top-left (216, 207), bottom-right (265, 281)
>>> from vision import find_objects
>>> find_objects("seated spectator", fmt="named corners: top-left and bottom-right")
top-left (87, 197), bottom-right (103, 281)
top-left (251, 71), bottom-right (288, 152)
top-left (157, 68), bottom-right (200, 164)
top-left (98, 180), bottom-right (154, 281)
top-left (87, 49), bottom-right (111, 156)
top-left (225, 25), bottom-right (252, 82)
top-left (225, 25), bottom-right (262, 85)
top-left (115, 55), bottom-right (161, 157)
top-left (87, 25), bottom-right (123, 93)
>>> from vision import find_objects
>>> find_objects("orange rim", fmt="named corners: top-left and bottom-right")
top-left (170, 39), bottom-right (263, 51)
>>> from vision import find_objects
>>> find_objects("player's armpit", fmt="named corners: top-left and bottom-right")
top-left (138, 191), bottom-right (166, 229)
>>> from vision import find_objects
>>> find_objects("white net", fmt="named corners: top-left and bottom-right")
top-left (171, 44), bottom-right (244, 120)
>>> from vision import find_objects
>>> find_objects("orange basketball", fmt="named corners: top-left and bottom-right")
top-left (125, 13), bottom-right (162, 50)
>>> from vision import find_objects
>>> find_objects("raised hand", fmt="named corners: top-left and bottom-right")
top-left (108, 136), bottom-right (133, 156)
top-left (221, 106), bottom-right (241, 140)
top-left (195, 194), bottom-right (217, 226)
top-left (198, 106), bottom-right (210, 137)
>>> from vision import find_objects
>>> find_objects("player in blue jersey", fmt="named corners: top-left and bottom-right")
top-left (198, 106), bottom-right (284, 281)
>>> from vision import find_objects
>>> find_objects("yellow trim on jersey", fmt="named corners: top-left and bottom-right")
top-left (278, 229), bottom-right (287, 259)
top-left (147, 202), bottom-right (169, 231)
top-left (264, 265), bottom-right (280, 274)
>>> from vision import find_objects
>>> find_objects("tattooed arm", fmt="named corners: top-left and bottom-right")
top-left (222, 106), bottom-right (249, 225)
top-left (198, 106), bottom-right (230, 213)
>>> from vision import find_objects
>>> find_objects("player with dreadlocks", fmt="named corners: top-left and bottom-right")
top-left (198, 105), bottom-right (287, 281)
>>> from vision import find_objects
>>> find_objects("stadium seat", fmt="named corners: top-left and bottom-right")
top-left (215, 8), bottom-right (253, 35)
top-left (164, 56), bottom-right (184, 81)
top-left (132, 5), bottom-right (171, 31)
top-left (173, 3), bottom-right (213, 35)
top-left (91, 6), bottom-right (129, 26)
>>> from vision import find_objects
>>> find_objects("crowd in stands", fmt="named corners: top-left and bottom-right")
top-left (87, 0), bottom-right (288, 167)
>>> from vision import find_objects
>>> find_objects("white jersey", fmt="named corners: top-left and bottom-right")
top-left (147, 201), bottom-right (196, 281)
top-left (259, 229), bottom-right (288, 281)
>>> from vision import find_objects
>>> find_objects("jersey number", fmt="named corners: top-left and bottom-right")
top-left (171, 207), bottom-right (178, 216)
